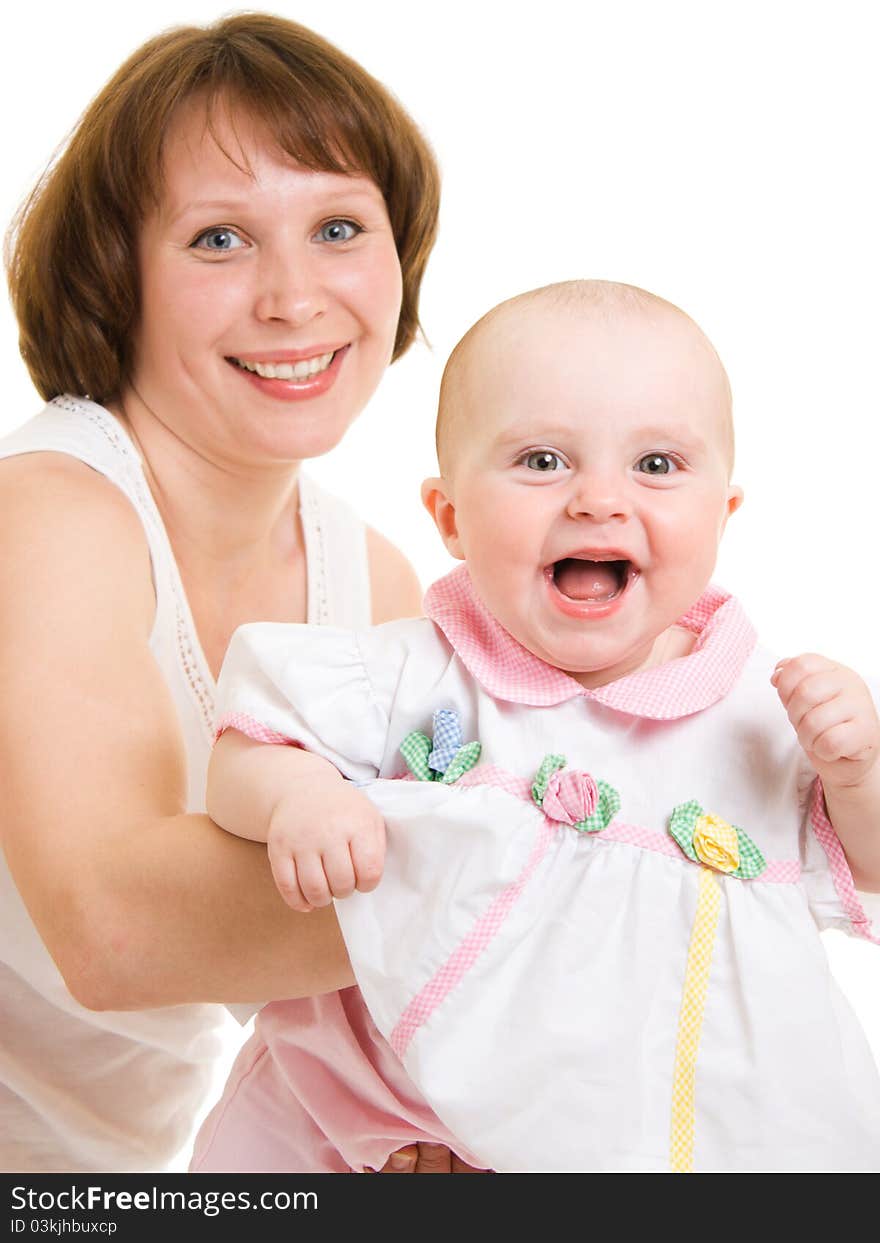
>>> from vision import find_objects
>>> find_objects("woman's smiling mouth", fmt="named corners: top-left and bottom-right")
top-left (226, 346), bottom-right (349, 400)
top-left (230, 351), bottom-right (336, 380)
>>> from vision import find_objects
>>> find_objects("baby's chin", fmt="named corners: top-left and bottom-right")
top-left (551, 649), bottom-right (657, 690)
top-left (504, 623), bottom-right (656, 689)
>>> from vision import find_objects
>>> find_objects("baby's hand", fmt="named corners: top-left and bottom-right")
top-left (771, 654), bottom-right (880, 791)
top-left (267, 778), bottom-right (386, 912)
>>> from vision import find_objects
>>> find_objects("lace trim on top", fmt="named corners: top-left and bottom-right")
top-left (50, 398), bottom-right (217, 738)
top-left (299, 475), bottom-right (329, 627)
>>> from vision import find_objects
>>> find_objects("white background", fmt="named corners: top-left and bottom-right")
top-left (2, 1), bottom-right (878, 1166)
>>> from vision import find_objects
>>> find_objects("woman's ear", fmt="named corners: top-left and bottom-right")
top-left (421, 476), bottom-right (465, 560)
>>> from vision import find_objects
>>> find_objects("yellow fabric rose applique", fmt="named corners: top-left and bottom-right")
top-left (693, 813), bottom-right (739, 873)
top-left (668, 801), bottom-right (766, 879)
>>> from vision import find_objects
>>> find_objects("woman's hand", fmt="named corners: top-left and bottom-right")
top-left (372, 1144), bottom-right (490, 1173)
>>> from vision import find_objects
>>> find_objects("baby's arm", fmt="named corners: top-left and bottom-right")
top-left (773, 654), bottom-right (880, 891)
top-left (207, 730), bottom-right (386, 912)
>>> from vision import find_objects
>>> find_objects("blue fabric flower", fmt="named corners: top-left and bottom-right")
top-left (428, 708), bottom-right (463, 775)
top-left (400, 708), bottom-right (482, 784)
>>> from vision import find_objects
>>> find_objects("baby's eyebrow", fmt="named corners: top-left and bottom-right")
top-left (491, 425), bottom-right (577, 449)
top-left (631, 425), bottom-right (709, 452)
top-left (490, 423), bottom-right (710, 453)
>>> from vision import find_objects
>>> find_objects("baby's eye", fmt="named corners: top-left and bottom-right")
top-left (523, 450), bottom-right (566, 473)
top-left (316, 219), bottom-right (362, 243)
top-left (636, 453), bottom-right (678, 476)
top-left (190, 228), bottom-right (246, 253)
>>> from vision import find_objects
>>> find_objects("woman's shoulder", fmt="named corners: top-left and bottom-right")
top-left (296, 474), bottom-right (421, 628)
top-left (365, 526), bottom-right (423, 624)
top-left (0, 397), bottom-right (150, 525)
top-left (0, 443), bottom-right (148, 551)
top-left (0, 442), bottom-right (154, 634)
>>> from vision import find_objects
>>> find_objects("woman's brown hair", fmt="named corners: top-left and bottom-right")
top-left (5, 13), bottom-right (441, 403)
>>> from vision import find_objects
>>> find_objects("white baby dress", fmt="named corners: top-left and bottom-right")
top-left (215, 567), bottom-right (880, 1173)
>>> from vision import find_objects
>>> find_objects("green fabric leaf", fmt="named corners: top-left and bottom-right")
top-left (442, 740), bottom-right (482, 784)
top-left (729, 827), bottom-right (766, 879)
top-left (668, 800), bottom-right (702, 862)
top-left (573, 779), bottom-right (622, 833)
top-left (399, 731), bottom-right (437, 782)
top-left (531, 753), bottom-right (567, 807)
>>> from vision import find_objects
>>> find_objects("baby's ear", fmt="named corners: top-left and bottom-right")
top-left (726, 484), bottom-right (744, 520)
top-left (421, 477), bottom-right (465, 560)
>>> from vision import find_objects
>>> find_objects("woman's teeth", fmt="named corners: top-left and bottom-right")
top-left (234, 352), bottom-right (335, 380)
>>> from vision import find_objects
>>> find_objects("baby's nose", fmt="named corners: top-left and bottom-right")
top-left (566, 473), bottom-right (631, 522)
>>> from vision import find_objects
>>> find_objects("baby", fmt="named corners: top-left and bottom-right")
top-left (200, 281), bottom-right (880, 1173)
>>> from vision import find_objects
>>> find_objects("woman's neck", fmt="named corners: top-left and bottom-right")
top-left (110, 391), bottom-right (302, 569)
top-left (109, 389), bottom-right (310, 677)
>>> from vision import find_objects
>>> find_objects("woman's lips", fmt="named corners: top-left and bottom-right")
top-left (227, 345), bottom-right (349, 401)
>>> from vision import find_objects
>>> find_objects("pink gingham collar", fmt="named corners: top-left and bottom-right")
top-left (423, 566), bottom-right (757, 719)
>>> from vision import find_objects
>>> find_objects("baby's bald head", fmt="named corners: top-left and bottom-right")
top-left (435, 280), bottom-right (735, 478)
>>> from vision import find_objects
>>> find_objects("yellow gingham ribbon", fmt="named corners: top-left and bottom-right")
top-left (670, 866), bottom-right (721, 1172)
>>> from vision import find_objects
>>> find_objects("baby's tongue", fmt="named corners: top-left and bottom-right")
top-left (554, 558), bottom-right (621, 601)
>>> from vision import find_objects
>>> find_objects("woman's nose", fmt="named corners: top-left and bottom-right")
top-left (566, 472), bottom-right (631, 523)
top-left (253, 249), bottom-right (327, 327)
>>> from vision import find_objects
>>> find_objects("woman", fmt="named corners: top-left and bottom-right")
top-left (0, 13), bottom-right (470, 1173)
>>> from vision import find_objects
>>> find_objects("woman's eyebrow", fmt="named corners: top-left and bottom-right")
top-left (159, 197), bottom-right (258, 229)
top-left (165, 198), bottom-right (247, 222)
top-left (163, 184), bottom-right (383, 229)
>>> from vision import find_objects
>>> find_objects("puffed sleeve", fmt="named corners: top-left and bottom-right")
top-left (214, 622), bottom-right (392, 783)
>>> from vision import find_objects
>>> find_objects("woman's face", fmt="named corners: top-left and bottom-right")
top-left (131, 99), bottom-right (403, 467)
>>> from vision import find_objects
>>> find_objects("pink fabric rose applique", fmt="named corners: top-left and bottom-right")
top-left (531, 754), bottom-right (620, 833)
top-left (542, 769), bottom-right (599, 825)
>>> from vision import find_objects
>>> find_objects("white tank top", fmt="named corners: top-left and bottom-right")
top-left (0, 396), bottom-right (372, 1172)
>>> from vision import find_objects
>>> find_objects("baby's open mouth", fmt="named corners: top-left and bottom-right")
top-left (551, 558), bottom-right (632, 603)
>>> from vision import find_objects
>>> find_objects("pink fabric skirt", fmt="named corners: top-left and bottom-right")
top-left (190, 987), bottom-right (482, 1173)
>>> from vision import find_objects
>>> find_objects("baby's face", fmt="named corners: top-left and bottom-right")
top-left (426, 303), bottom-right (743, 687)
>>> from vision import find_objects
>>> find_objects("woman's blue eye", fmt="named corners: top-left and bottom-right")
top-left (524, 450), bottom-right (564, 472)
top-left (317, 219), bottom-right (362, 243)
top-left (637, 453), bottom-right (677, 476)
top-left (192, 228), bottom-right (244, 252)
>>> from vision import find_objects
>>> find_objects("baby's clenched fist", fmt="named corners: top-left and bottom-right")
top-left (267, 779), bottom-right (386, 912)
top-left (772, 653), bottom-right (880, 791)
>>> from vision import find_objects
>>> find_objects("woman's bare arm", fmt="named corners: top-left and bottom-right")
top-left (0, 454), bottom-right (353, 1011)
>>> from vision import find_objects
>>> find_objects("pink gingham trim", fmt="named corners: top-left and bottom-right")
top-left (809, 779), bottom-right (880, 945)
top-left (389, 814), bottom-right (559, 1058)
top-left (423, 567), bottom-right (757, 718)
top-left (389, 767), bottom-right (800, 1060)
top-left (450, 765), bottom-right (799, 884)
top-left (214, 711), bottom-right (300, 747)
